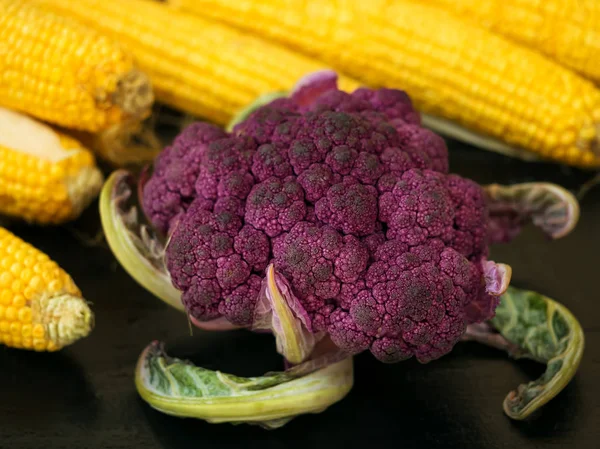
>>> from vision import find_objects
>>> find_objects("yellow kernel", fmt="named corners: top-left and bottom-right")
top-left (582, 152), bottom-right (596, 165)
top-left (581, 125), bottom-right (597, 141)
top-left (21, 324), bottom-right (32, 338)
top-left (0, 291), bottom-right (11, 305)
top-left (10, 322), bottom-right (21, 335)
top-left (22, 338), bottom-right (32, 349)
top-left (50, 164), bottom-right (65, 178)
top-left (12, 295), bottom-right (26, 308)
top-left (0, 321), bottom-right (10, 333)
top-left (52, 190), bottom-right (68, 202)
top-left (18, 307), bottom-right (32, 322)
top-left (32, 324), bottom-right (45, 338)
top-left (4, 335), bottom-right (13, 346)
top-left (9, 263), bottom-right (22, 277)
top-left (11, 279), bottom-right (23, 293)
top-left (23, 287), bottom-right (36, 300)
top-left (33, 339), bottom-right (47, 351)
top-left (20, 268), bottom-right (33, 283)
top-left (0, 306), bottom-right (4, 319)
top-left (5, 307), bottom-right (16, 321)
top-left (0, 272), bottom-right (12, 287)
top-left (48, 280), bottom-right (62, 293)
top-left (29, 275), bottom-right (43, 290)
top-left (42, 271), bottom-right (55, 283)
top-left (47, 341), bottom-right (59, 351)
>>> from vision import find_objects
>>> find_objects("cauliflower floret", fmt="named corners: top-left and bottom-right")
top-left (165, 199), bottom-right (268, 326)
top-left (316, 183), bottom-right (379, 236)
top-left (329, 239), bottom-right (492, 363)
top-left (273, 222), bottom-right (369, 330)
top-left (244, 176), bottom-right (307, 237)
top-left (195, 136), bottom-right (256, 200)
top-left (142, 123), bottom-right (227, 233)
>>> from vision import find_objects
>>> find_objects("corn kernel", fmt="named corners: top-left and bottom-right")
top-left (18, 307), bottom-right (32, 322)
top-left (23, 287), bottom-right (36, 301)
top-left (19, 268), bottom-right (33, 283)
top-left (10, 322), bottom-right (21, 335)
top-left (48, 279), bottom-right (63, 293)
top-left (12, 294), bottom-right (26, 308)
top-left (5, 307), bottom-right (16, 321)
top-left (32, 324), bottom-right (45, 339)
top-left (0, 290), bottom-right (11, 305)
top-left (21, 324), bottom-right (32, 338)
top-left (11, 279), bottom-right (22, 293)
top-left (0, 272), bottom-right (12, 287)
top-left (28, 275), bottom-right (43, 290)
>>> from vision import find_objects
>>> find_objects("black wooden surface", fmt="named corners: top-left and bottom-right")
top-left (0, 142), bottom-right (597, 449)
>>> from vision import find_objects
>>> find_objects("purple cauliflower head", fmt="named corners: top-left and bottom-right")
top-left (143, 72), bottom-right (507, 365)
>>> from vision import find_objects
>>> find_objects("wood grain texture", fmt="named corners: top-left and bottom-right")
top-left (0, 142), bottom-right (598, 449)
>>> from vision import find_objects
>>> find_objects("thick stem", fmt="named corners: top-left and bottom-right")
top-left (461, 322), bottom-right (526, 359)
top-left (190, 316), bottom-right (241, 331)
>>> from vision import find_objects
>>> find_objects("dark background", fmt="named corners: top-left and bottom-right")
top-left (0, 141), bottom-right (597, 449)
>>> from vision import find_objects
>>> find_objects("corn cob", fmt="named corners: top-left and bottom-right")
top-left (0, 107), bottom-right (103, 225)
top-left (0, 227), bottom-right (93, 351)
top-left (33, 0), bottom-right (360, 126)
top-left (0, 0), bottom-right (153, 133)
top-left (168, 0), bottom-right (600, 168)
top-left (424, 0), bottom-right (600, 84)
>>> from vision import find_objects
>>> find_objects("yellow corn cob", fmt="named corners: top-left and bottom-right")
top-left (424, 0), bottom-right (600, 84)
top-left (0, 107), bottom-right (103, 225)
top-left (0, 227), bottom-right (93, 351)
top-left (0, 0), bottom-right (153, 133)
top-left (33, 0), bottom-right (360, 126)
top-left (168, 0), bottom-right (600, 168)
